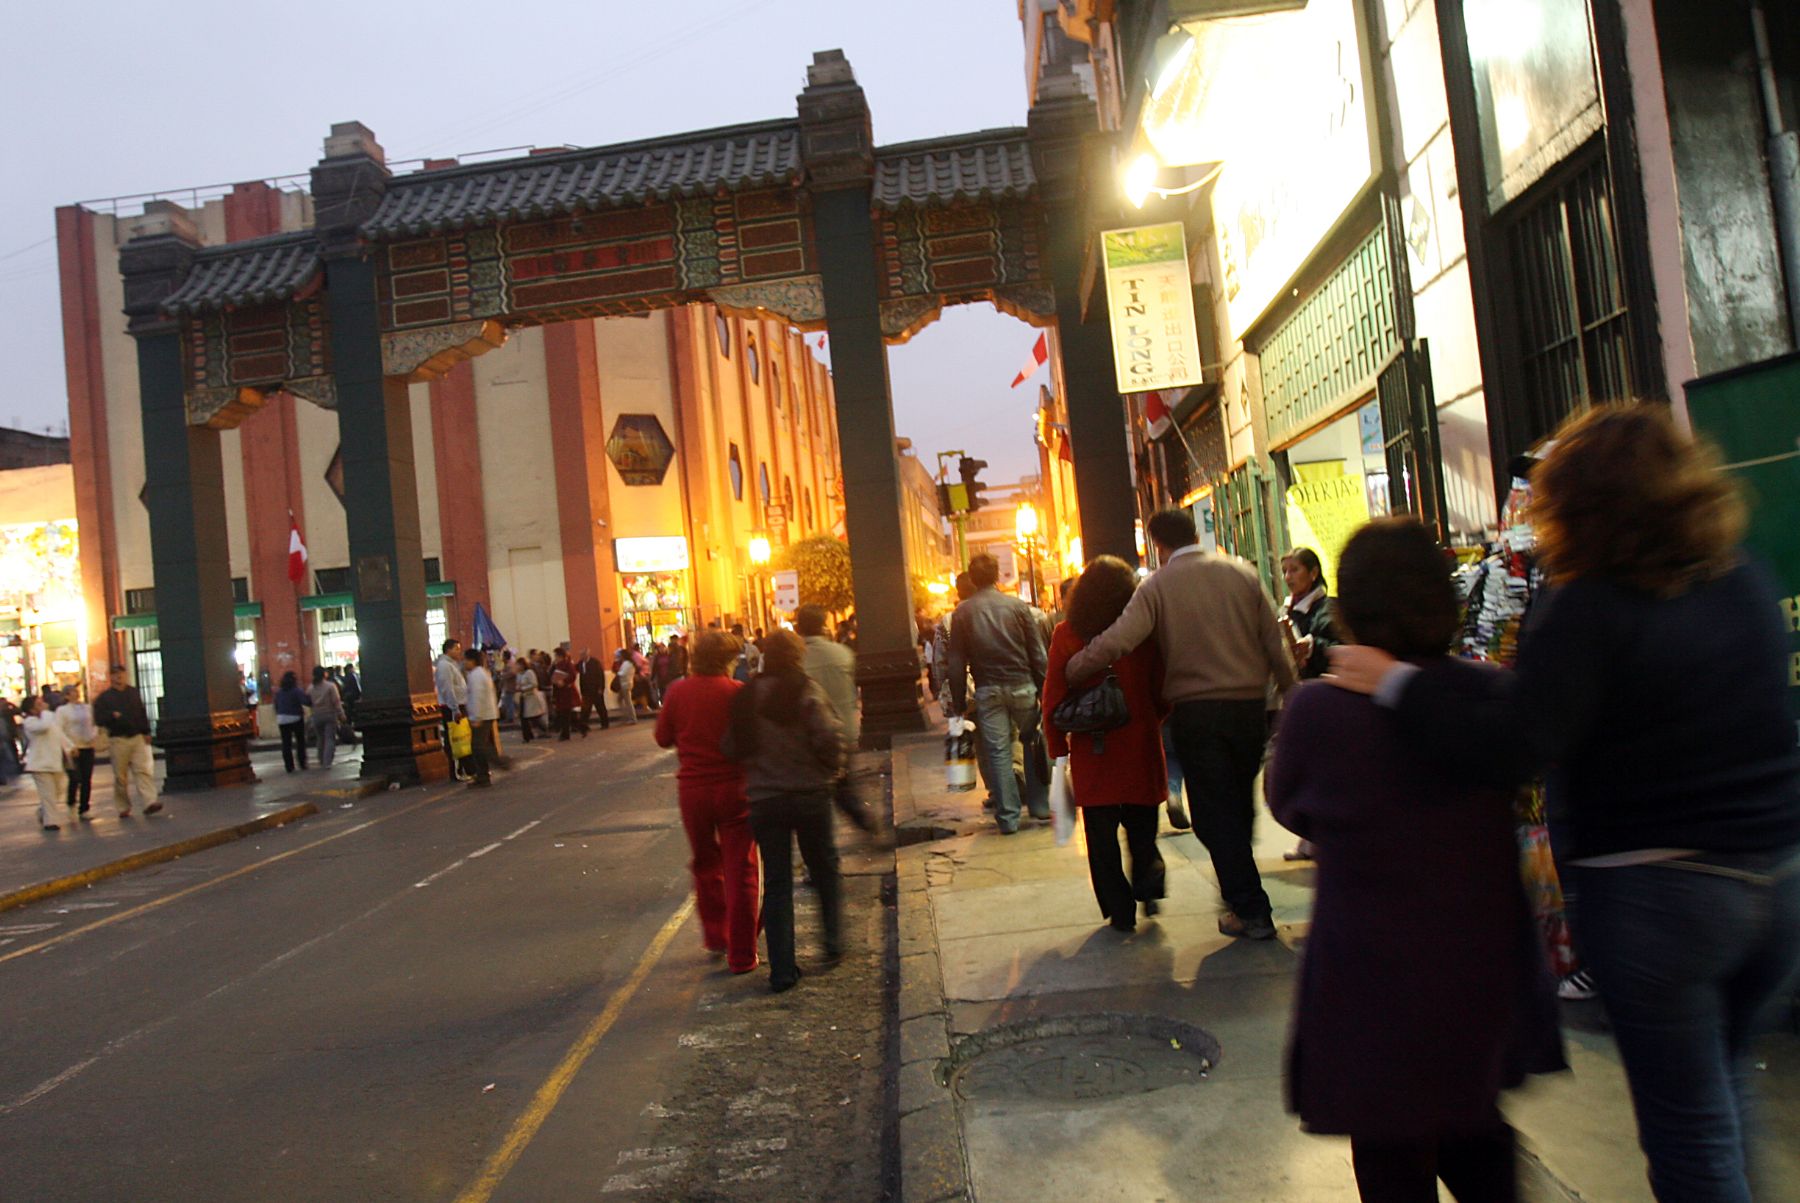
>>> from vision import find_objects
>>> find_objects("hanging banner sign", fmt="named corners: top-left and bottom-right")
top-left (771, 569), bottom-right (800, 614)
top-left (1284, 473), bottom-right (1370, 592)
top-left (1101, 221), bottom-right (1204, 394)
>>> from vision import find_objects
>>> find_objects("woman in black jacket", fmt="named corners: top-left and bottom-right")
top-left (1333, 405), bottom-right (1800, 1202)
top-left (1279, 546), bottom-right (1341, 860)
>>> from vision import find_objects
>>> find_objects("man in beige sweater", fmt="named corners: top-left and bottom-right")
top-left (1067, 509), bottom-right (1296, 939)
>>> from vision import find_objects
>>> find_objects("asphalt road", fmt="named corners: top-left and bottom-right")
top-left (0, 723), bottom-right (893, 1202)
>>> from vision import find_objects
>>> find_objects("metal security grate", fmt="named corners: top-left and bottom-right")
top-left (1258, 224), bottom-right (1401, 448)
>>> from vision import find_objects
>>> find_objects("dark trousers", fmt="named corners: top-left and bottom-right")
top-left (581, 692), bottom-right (611, 730)
top-left (519, 711), bottom-right (537, 742)
top-left (66, 747), bottom-right (95, 810)
top-left (1573, 847), bottom-right (1800, 1202)
top-left (1350, 1119), bottom-right (1517, 1203)
top-left (749, 791), bottom-right (841, 988)
top-left (555, 708), bottom-right (576, 740)
top-left (463, 719), bottom-right (494, 784)
top-left (1082, 804), bottom-right (1165, 927)
top-left (279, 722), bottom-right (308, 771)
top-left (1168, 698), bottom-right (1271, 922)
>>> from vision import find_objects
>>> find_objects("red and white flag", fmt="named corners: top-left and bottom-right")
top-left (1144, 390), bottom-right (1173, 439)
top-left (1009, 332), bottom-right (1048, 388)
top-left (287, 519), bottom-right (309, 585)
top-left (813, 332), bottom-right (828, 351)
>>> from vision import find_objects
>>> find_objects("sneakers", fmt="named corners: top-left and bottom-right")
top-left (1218, 911), bottom-right (1276, 941)
top-left (144, 801), bottom-right (163, 815)
top-left (1558, 970), bottom-right (1599, 1001)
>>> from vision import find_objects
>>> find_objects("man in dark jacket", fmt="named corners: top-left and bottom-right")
top-left (948, 554), bottom-right (1049, 834)
top-left (578, 648), bottom-right (610, 731)
top-left (93, 664), bottom-right (161, 817)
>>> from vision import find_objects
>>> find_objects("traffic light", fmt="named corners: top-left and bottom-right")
top-left (958, 456), bottom-right (989, 512)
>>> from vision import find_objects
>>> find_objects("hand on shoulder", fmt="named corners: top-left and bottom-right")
top-left (1324, 644), bottom-right (1395, 695)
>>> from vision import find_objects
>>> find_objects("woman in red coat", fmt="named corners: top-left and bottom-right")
top-left (1042, 555), bottom-right (1170, 932)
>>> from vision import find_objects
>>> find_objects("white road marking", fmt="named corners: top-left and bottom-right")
top-left (0, 923), bottom-right (57, 935)
top-left (413, 858), bottom-right (470, 889)
top-left (718, 1137), bottom-right (787, 1156)
top-left (719, 1164), bottom-right (780, 1183)
top-left (615, 1146), bottom-right (692, 1164)
top-left (466, 842), bottom-right (504, 860)
top-left (502, 819), bottom-right (542, 841)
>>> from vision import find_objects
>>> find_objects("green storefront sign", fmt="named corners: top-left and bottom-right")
top-left (1685, 350), bottom-right (1800, 735)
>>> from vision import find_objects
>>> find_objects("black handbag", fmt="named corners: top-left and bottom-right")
top-left (1051, 672), bottom-right (1131, 753)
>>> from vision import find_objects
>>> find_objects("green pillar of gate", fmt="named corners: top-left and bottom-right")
top-left (1029, 77), bottom-right (1141, 565)
top-left (312, 125), bottom-right (447, 784)
top-left (120, 219), bottom-right (257, 790)
top-left (799, 53), bottom-right (927, 745)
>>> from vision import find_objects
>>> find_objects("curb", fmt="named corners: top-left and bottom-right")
top-left (0, 801), bottom-right (320, 914)
top-left (894, 841), bottom-right (974, 1203)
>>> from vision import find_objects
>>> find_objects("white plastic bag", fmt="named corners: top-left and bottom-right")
top-left (945, 717), bottom-right (977, 791)
top-left (1049, 755), bottom-right (1074, 846)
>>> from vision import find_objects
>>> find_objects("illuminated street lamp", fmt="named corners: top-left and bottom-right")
top-left (746, 533), bottom-right (773, 633)
top-left (747, 534), bottom-right (772, 566)
top-left (1014, 503), bottom-right (1042, 607)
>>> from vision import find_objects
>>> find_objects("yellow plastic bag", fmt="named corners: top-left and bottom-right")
top-left (447, 717), bottom-right (473, 760)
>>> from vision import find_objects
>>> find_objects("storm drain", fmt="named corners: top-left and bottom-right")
top-left (940, 1012), bottom-right (1220, 1103)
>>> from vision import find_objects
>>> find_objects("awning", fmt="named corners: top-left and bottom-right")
top-left (426, 580), bottom-right (456, 599)
top-left (300, 592), bottom-right (354, 611)
top-left (111, 613), bottom-right (158, 631)
top-left (234, 601), bottom-right (263, 619)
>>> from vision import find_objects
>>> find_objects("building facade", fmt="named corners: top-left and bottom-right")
top-left (58, 188), bottom-right (845, 728)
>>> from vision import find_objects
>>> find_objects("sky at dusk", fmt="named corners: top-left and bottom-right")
top-left (0, 0), bottom-right (1053, 484)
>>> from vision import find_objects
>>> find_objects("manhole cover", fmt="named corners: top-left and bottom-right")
top-left (943, 1013), bottom-right (1219, 1103)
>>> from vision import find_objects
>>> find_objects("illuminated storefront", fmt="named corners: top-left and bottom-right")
top-left (615, 536), bottom-right (696, 650)
top-left (0, 515), bottom-right (85, 702)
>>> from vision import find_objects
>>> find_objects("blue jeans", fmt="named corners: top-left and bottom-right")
top-left (974, 682), bottom-right (1045, 832)
top-left (1163, 717), bottom-right (1183, 802)
top-left (1574, 845), bottom-right (1800, 1202)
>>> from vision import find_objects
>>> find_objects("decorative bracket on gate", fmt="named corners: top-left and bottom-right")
top-left (379, 318), bottom-right (508, 382)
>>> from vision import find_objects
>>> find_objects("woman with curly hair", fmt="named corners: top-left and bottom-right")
top-left (1332, 404), bottom-right (1800, 1201)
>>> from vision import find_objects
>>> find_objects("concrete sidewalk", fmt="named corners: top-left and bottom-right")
top-left (891, 730), bottom-right (1800, 1203)
top-left (0, 745), bottom-right (381, 909)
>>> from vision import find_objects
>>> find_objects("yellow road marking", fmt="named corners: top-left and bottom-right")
top-left (0, 786), bottom-right (458, 967)
top-left (453, 896), bottom-right (697, 1203)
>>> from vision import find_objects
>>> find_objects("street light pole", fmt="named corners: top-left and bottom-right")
top-left (747, 533), bottom-right (772, 634)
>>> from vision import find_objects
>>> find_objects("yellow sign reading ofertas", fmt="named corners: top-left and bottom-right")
top-left (1101, 222), bottom-right (1205, 394)
top-left (1285, 473), bottom-right (1370, 591)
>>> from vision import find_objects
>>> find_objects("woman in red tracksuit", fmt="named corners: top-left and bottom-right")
top-left (1042, 555), bottom-right (1171, 933)
top-left (654, 629), bottom-right (760, 973)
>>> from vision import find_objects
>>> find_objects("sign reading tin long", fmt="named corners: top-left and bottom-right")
top-left (1101, 222), bottom-right (1204, 394)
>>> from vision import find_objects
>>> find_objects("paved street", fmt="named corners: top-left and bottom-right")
top-left (0, 724), bottom-right (894, 1202)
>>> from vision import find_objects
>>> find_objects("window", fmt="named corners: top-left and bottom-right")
top-left (771, 363), bottom-right (782, 409)
top-left (426, 600), bottom-right (447, 655)
top-left (758, 463), bottom-right (771, 505)
top-left (1505, 149), bottom-right (1634, 446)
top-left (125, 587), bottom-right (156, 615)
top-left (313, 567), bottom-right (351, 595)
top-left (423, 557), bottom-right (441, 583)
top-left (803, 487), bottom-right (814, 530)
top-left (715, 312), bottom-right (732, 358)
top-left (128, 625), bottom-right (162, 728)
top-left (746, 338), bottom-right (761, 385)
top-left (231, 576), bottom-right (249, 605)
top-left (783, 476), bottom-right (794, 514)
top-left (728, 443), bottom-right (744, 501)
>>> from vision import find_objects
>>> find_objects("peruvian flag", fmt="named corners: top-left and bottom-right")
top-left (813, 332), bottom-right (828, 351)
top-left (1009, 332), bottom-right (1049, 388)
top-left (1145, 390), bottom-right (1174, 439)
top-left (286, 519), bottom-right (309, 585)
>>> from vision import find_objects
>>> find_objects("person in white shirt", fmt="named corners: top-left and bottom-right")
top-left (461, 647), bottom-right (498, 787)
top-left (22, 696), bottom-right (72, 831)
top-left (613, 649), bottom-right (639, 724)
top-left (434, 638), bottom-right (469, 779)
top-left (56, 684), bottom-right (100, 819)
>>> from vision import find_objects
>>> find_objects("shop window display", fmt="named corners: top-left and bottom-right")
top-left (620, 572), bottom-right (693, 651)
top-left (0, 517), bottom-right (85, 701)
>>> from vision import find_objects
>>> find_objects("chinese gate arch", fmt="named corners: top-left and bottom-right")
top-left (121, 51), bottom-right (1134, 787)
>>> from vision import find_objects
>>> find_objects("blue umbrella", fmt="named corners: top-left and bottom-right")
top-left (471, 602), bottom-right (507, 652)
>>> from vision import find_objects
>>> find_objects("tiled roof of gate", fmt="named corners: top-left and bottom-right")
top-left (161, 231), bottom-right (321, 315)
top-left (364, 120), bottom-right (804, 238)
top-left (872, 129), bottom-right (1036, 209)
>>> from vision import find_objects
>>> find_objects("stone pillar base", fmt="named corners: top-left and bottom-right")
top-left (156, 710), bottom-right (258, 793)
top-left (357, 694), bottom-right (451, 785)
top-left (856, 649), bottom-right (928, 750)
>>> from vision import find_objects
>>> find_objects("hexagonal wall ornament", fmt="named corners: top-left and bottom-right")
top-left (606, 414), bottom-right (675, 486)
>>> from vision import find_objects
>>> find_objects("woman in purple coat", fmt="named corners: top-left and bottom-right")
top-left (1268, 518), bottom-right (1562, 1203)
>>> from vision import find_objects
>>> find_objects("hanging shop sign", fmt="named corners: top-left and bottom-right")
top-left (771, 569), bottom-right (800, 614)
top-left (1285, 472), bottom-right (1370, 593)
top-left (614, 536), bottom-right (690, 574)
top-left (1101, 222), bottom-right (1204, 394)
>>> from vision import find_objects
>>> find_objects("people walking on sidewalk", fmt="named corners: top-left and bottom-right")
top-left (799, 604), bottom-right (876, 832)
top-left (513, 657), bottom-right (545, 741)
top-left (578, 648), bottom-right (610, 732)
top-left (655, 629), bottom-right (760, 975)
top-left (612, 649), bottom-right (640, 724)
top-left (1270, 518), bottom-right (1564, 1203)
top-left (947, 553), bottom-right (1050, 835)
top-left (274, 671), bottom-right (309, 771)
top-left (22, 696), bottom-right (72, 831)
top-left (1332, 405), bottom-right (1800, 1203)
top-left (307, 666), bottom-right (345, 769)
top-left (461, 648), bottom-right (496, 787)
top-left (0, 697), bottom-right (20, 788)
top-left (1279, 546), bottom-right (1340, 862)
top-left (435, 638), bottom-right (470, 780)
top-left (551, 644), bottom-right (580, 741)
top-left (725, 630), bottom-right (845, 993)
top-left (58, 683), bottom-right (98, 818)
top-left (1066, 510), bottom-right (1294, 939)
top-left (94, 664), bottom-right (160, 817)
top-left (1042, 556), bottom-right (1170, 933)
